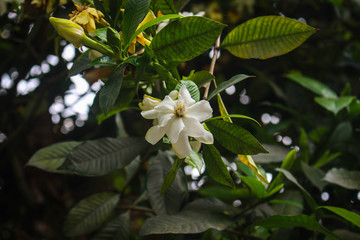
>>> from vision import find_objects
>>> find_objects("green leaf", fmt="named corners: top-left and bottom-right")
top-left (207, 74), bottom-right (253, 100)
top-left (315, 96), bottom-right (355, 115)
top-left (122, 0), bottom-right (150, 46)
top-left (238, 155), bottom-right (268, 184)
top-left (153, 62), bottom-right (178, 90)
top-left (252, 215), bottom-right (336, 239)
top-left (183, 70), bottom-right (214, 87)
top-left (64, 193), bottom-right (120, 237)
top-left (199, 186), bottom-right (251, 201)
top-left (312, 150), bottom-right (341, 168)
top-left (159, 0), bottom-right (177, 14)
top-left (252, 144), bottom-right (290, 164)
top-left (99, 65), bottom-right (126, 114)
top-left (175, 80), bottom-right (200, 101)
top-left (94, 27), bottom-right (108, 42)
top-left (270, 190), bottom-right (303, 215)
top-left (147, 151), bottom-right (187, 214)
top-left (185, 150), bottom-right (204, 174)
top-left (318, 206), bottom-right (360, 228)
top-left (301, 161), bottom-right (327, 191)
top-left (128, 14), bottom-right (182, 47)
top-left (285, 74), bottom-right (337, 98)
top-left (89, 56), bottom-right (117, 66)
top-left (106, 27), bottom-right (122, 53)
top-left (267, 149), bottom-right (296, 192)
top-left (222, 16), bottom-right (317, 59)
top-left (204, 114), bottom-right (260, 126)
top-left (68, 50), bottom-right (91, 77)
top-left (202, 144), bottom-right (235, 188)
top-left (299, 128), bottom-right (309, 163)
top-left (323, 168), bottom-right (360, 190)
top-left (206, 120), bottom-right (268, 155)
top-left (151, 16), bottom-right (225, 61)
top-left (91, 212), bottom-right (130, 240)
top-left (61, 137), bottom-right (149, 176)
top-left (276, 168), bottom-right (318, 210)
top-left (27, 141), bottom-right (82, 173)
top-left (349, 99), bottom-right (360, 116)
top-left (140, 198), bottom-right (234, 236)
top-left (240, 176), bottom-right (266, 199)
top-left (160, 157), bottom-right (185, 194)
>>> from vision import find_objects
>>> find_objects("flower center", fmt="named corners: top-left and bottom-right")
top-left (175, 100), bottom-right (186, 117)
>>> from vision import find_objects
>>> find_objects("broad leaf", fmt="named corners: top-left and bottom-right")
top-left (285, 74), bottom-right (337, 98)
top-left (91, 212), bottom-right (130, 240)
top-left (175, 80), bottom-right (200, 101)
top-left (99, 65), bottom-right (126, 114)
top-left (202, 144), bottom-right (235, 188)
top-left (151, 16), bottom-right (225, 61)
top-left (64, 193), bottom-right (120, 237)
top-left (89, 56), bottom-right (117, 66)
top-left (140, 198), bottom-right (234, 236)
top-left (222, 16), bottom-right (317, 59)
top-left (27, 141), bottom-right (81, 173)
top-left (315, 96), bottom-right (355, 115)
top-left (68, 50), bottom-right (91, 77)
top-left (270, 190), bottom-right (303, 216)
top-left (240, 176), bottom-right (266, 199)
top-left (106, 27), bottom-right (122, 53)
top-left (122, 0), bottom-right (150, 46)
top-left (301, 161), bottom-right (327, 191)
top-left (276, 168), bottom-right (318, 210)
top-left (318, 206), bottom-right (360, 228)
top-left (207, 74), bottom-right (253, 100)
top-left (206, 120), bottom-right (268, 155)
top-left (159, 0), bottom-right (177, 14)
top-left (183, 70), bottom-right (214, 87)
top-left (147, 151), bottom-right (187, 215)
top-left (252, 215), bottom-right (336, 239)
top-left (323, 168), bottom-right (360, 190)
top-left (252, 144), bottom-right (290, 164)
top-left (94, 27), bottom-right (108, 42)
top-left (61, 137), bottom-right (149, 176)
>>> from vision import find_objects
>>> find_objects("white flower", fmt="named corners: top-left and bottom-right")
top-left (141, 86), bottom-right (213, 158)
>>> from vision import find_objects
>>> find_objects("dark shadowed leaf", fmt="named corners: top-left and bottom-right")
top-left (318, 206), bottom-right (360, 228)
top-left (61, 137), bottom-right (149, 176)
top-left (64, 193), bottom-right (120, 237)
top-left (323, 168), bottom-right (360, 190)
top-left (68, 51), bottom-right (91, 77)
top-left (91, 212), bottom-right (130, 240)
top-left (301, 161), bottom-right (327, 191)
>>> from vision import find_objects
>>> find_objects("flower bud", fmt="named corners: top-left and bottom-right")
top-left (49, 17), bottom-right (85, 48)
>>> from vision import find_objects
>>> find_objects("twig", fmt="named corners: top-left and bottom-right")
top-left (203, 35), bottom-right (221, 100)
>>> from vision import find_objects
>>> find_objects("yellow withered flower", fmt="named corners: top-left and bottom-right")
top-left (128, 10), bottom-right (155, 54)
top-left (69, 4), bottom-right (109, 33)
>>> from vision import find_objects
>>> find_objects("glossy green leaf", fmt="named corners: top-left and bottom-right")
top-left (140, 198), bottom-right (234, 235)
top-left (94, 27), bottom-right (108, 42)
top-left (268, 149), bottom-right (296, 192)
top-left (122, 0), bottom-right (150, 46)
top-left (61, 137), bottom-right (149, 176)
top-left (151, 16), bottom-right (225, 61)
top-left (99, 65), bottom-right (126, 114)
top-left (252, 215), bottom-right (336, 239)
top-left (27, 141), bottom-right (82, 173)
top-left (240, 176), bottom-right (266, 199)
top-left (323, 168), bottom-right (360, 190)
top-left (207, 74), bottom-right (253, 100)
top-left (106, 27), bottom-right (122, 53)
top-left (91, 212), bottom-right (130, 240)
top-left (89, 56), bottom-right (117, 66)
top-left (222, 16), bottom-right (317, 59)
top-left (147, 152), bottom-right (187, 215)
top-left (285, 74), bottom-right (337, 98)
top-left (206, 120), bottom-right (268, 155)
top-left (315, 96), bottom-right (355, 115)
top-left (159, 0), bottom-right (177, 14)
top-left (185, 150), bottom-right (204, 174)
top-left (202, 144), bottom-right (235, 188)
top-left (301, 161), bottom-right (327, 191)
top-left (64, 193), bottom-right (120, 237)
top-left (182, 70), bottom-right (214, 87)
top-left (318, 206), bottom-right (360, 228)
top-left (175, 80), bottom-right (200, 101)
top-left (68, 50), bottom-right (91, 77)
top-left (276, 168), bottom-right (318, 210)
top-left (153, 62), bottom-right (178, 90)
top-left (204, 114), bottom-right (260, 126)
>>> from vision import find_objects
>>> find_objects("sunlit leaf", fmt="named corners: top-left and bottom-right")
top-left (151, 16), bottom-right (225, 61)
top-left (89, 56), bottom-right (117, 66)
top-left (318, 206), bottom-right (360, 228)
top-left (175, 80), bottom-right (200, 102)
top-left (240, 176), bottom-right (266, 199)
top-left (315, 96), bottom-right (355, 115)
top-left (323, 168), bottom-right (360, 190)
top-left (222, 16), bottom-right (317, 59)
top-left (27, 141), bottom-right (82, 173)
top-left (238, 155), bottom-right (268, 184)
top-left (64, 193), bottom-right (120, 237)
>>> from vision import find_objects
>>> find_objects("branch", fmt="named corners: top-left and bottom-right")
top-left (203, 35), bottom-right (221, 100)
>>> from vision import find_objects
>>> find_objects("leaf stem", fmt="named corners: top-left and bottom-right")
top-left (203, 35), bottom-right (221, 99)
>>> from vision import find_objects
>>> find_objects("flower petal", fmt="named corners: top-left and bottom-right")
top-left (158, 113), bottom-right (174, 127)
top-left (141, 109), bottom-right (158, 119)
top-left (166, 117), bottom-right (185, 143)
top-left (190, 140), bottom-right (201, 152)
top-left (182, 116), bottom-right (207, 137)
top-left (194, 129), bottom-right (214, 144)
top-left (145, 125), bottom-right (166, 145)
top-left (172, 131), bottom-right (192, 158)
top-left (155, 95), bottom-right (175, 113)
top-left (178, 85), bottom-right (195, 106)
top-left (186, 100), bottom-right (213, 122)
